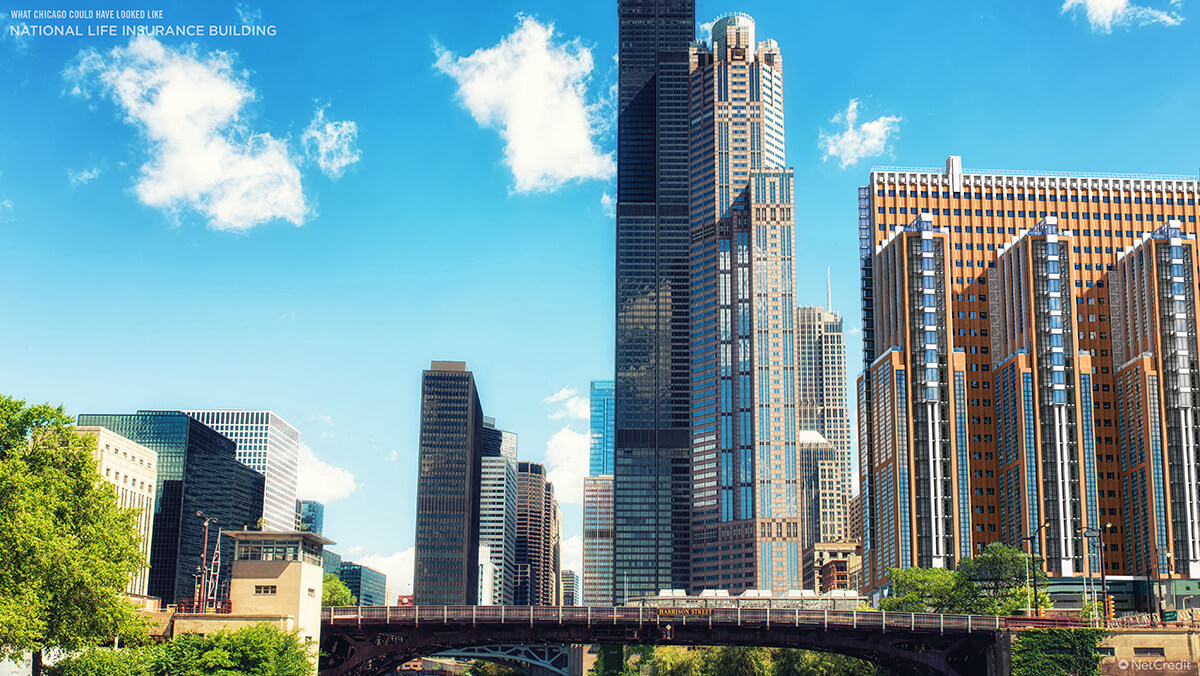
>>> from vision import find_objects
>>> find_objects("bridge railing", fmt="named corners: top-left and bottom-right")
top-left (321, 606), bottom-right (1005, 633)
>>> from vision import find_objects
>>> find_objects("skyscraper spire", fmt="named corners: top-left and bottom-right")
top-left (827, 266), bottom-right (832, 311)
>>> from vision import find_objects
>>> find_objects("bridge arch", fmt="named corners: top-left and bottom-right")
top-left (319, 606), bottom-right (1004, 676)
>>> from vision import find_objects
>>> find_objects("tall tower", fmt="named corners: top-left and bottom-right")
top-left (796, 303), bottom-right (852, 513)
top-left (688, 13), bottom-right (801, 594)
top-left (582, 474), bottom-right (614, 605)
top-left (857, 158), bottom-right (1200, 600)
top-left (413, 361), bottom-right (483, 605)
top-left (614, 0), bottom-right (695, 602)
top-left (479, 417), bottom-right (518, 605)
top-left (1110, 222), bottom-right (1200, 580)
top-left (515, 462), bottom-right (561, 606)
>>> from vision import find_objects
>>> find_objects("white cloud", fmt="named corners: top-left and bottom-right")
top-left (543, 387), bottom-right (577, 404)
top-left (302, 106), bottom-right (361, 179)
top-left (0, 198), bottom-right (12, 220)
top-left (353, 547), bottom-right (415, 597)
top-left (600, 191), bottom-right (615, 218)
top-left (68, 167), bottom-right (101, 186)
top-left (296, 442), bottom-right (359, 503)
top-left (818, 99), bottom-right (901, 169)
top-left (434, 16), bottom-right (615, 192)
top-left (544, 425), bottom-right (588, 504)
top-left (544, 387), bottom-right (588, 420)
top-left (562, 535), bottom-right (582, 575)
top-left (697, 20), bottom-right (716, 45)
top-left (385, 449), bottom-right (398, 462)
top-left (1062, 0), bottom-right (1183, 31)
top-left (63, 36), bottom-right (307, 231)
top-left (0, 12), bottom-right (31, 52)
top-left (235, 3), bottom-right (262, 26)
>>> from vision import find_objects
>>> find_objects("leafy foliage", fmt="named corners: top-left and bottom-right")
top-left (47, 623), bottom-right (313, 676)
top-left (466, 660), bottom-right (522, 675)
top-left (321, 573), bottom-right (356, 607)
top-left (591, 646), bottom-right (893, 676)
top-left (704, 646), bottom-right (773, 676)
top-left (1010, 628), bottom-right (1106, 676)
top-left (773, 648), bottom-right (890, 675)
top-left (0, 395), bottom-right (148, 671)
top-left (879, 543), bottom-right (1051, 615)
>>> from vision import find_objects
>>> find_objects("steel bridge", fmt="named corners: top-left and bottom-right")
top-left (320, 605), bottom-right (1011, 676)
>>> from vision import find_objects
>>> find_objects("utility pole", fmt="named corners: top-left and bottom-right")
top-left (1023, 520), bottom-right (1051, 617)
top-left (1078, 523), bottom-right (1111, 627)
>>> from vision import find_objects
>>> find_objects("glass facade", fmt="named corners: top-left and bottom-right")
top-left (75, 411), bottom-right (265, 605)
top-left (413, 361), bottom-right (482, 606)
top-left (299, 500), bottom-right (324, 536)
top-left (182, 410), bottom-right (300, 532)
top-left (589, 380), bottom-right (615, 476)
top-left (614, 0), bottom-right (695, 602)
top-left (339, 562), bottom-right (387, 607)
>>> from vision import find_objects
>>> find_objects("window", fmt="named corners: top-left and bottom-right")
top-left (254, 585), bottom-right (277, 595)
top-left (308, 588), bottom-right (316, 598)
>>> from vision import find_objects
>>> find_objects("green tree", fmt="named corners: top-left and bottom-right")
top-left (877, 567), bottom-right (965, 613)
top-left (592, 644), bottom-right (625, 675)
top-left (704, 646), bottom-right (773, 676)
top-left (322, 573), bottom-right (356, 607)
top-left (45, 646), bottom-right (158, 676)
top-left (0, 396), bottom-right (148, 675)
top-left (957, 543), bottom-right (1048, 615)
top-left (466, 660), bottom-right (522, 675)
top-left (49, 623), bottom-right (312, 676)
top-left (644, 646), bottom-right (703, 676)
top-left (773, 649), bottom-right (891, 676)
top-left (878, 544), bottom-right (1051, 615)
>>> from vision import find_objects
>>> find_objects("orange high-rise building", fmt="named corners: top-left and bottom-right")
top-left (858, 157), bottom-right (1200, 595)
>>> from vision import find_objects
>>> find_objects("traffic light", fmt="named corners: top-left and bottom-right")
top-left (1106, 595), bottom-right (1115, 624)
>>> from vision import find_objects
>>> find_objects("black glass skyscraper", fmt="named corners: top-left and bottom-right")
top-left (76, 411), bottom-right (265, 605)
top-left (413, 360), bottom-right (483, 606)
top-left (614, 0), bottom-right (695, 601)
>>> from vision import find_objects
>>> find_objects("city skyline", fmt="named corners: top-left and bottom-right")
top-left (4, 0), bottom-right (1200, 594)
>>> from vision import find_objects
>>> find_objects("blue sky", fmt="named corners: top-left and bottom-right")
top-left (2, 0), bottom-right (1199, 594)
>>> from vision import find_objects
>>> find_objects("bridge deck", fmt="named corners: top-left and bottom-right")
top-left (322, 605), bottom-right (1006, 634)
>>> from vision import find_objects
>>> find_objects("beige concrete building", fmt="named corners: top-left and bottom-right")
top-left (148, 530), bottom-right (331, 676)
top-left (78, 425), bottom-right (157, 597)
top-left (802, 541), bottom-right (861, 592)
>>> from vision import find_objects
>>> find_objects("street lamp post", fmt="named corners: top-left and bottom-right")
top-left (1078, 522), bottom-right (1112, 627)
top-left (1022, 520), bottom-right (1052, 618)
top-left (196, 511), bottom-right (218, 611)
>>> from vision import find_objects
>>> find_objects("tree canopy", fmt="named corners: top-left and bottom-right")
top-left (321, 573), bottom-right (356, 607)
top-left (878, 542), bottom-right (1051, 615)
top-left (592, 646), bottom-right (890, 676)
top-left (46, 623), bottom-right (313, 676)
top-left (0, 395), bottom-right (147, 673)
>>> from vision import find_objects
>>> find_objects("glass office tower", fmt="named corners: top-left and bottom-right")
top-left (76, 411), bottom-right (265, 605)
top-left (589, 380), bottom-right (615, 476)
top-left (479, 418), bottom-right (518, 605)
top-left (413, 361), bottom-right (483, 605)
top-left (182, 410), bottom-right (301, 532)
top-left (614, 0), bottom-right (695, 604)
